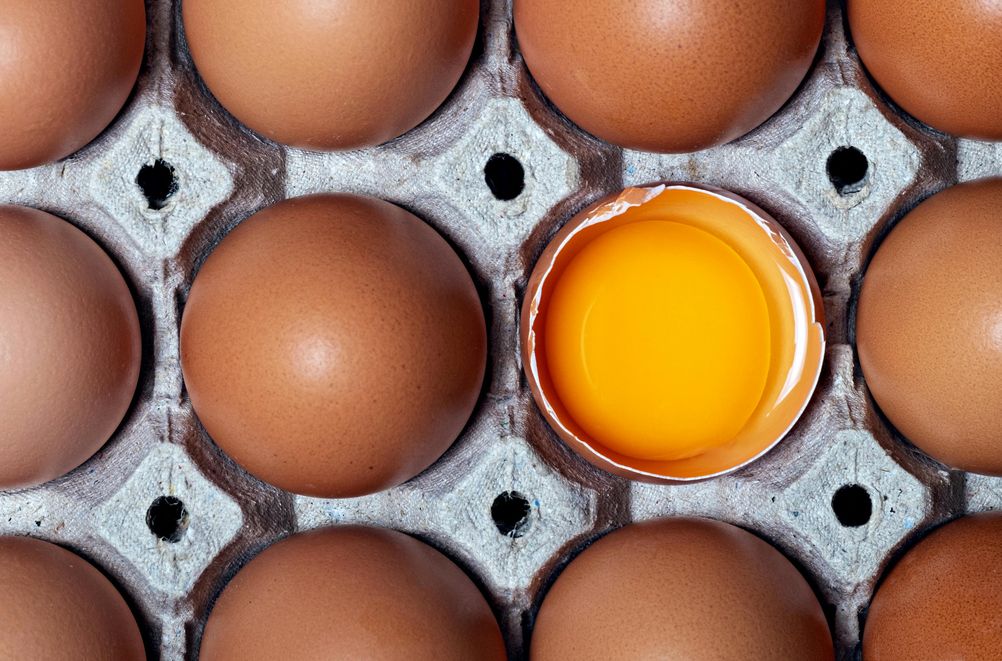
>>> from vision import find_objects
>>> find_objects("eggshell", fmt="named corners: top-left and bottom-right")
top-left (200, 526), bottom-right (506, 660)
top-left (849, 0), bottom-right (1002, 140)
top-left (0, 536), bottom-right (145, 659)
top-left (521, 184), bottom-right (825, 483)
top-left (863, 514), bottom-right (1002, 660)
top-left (180, 194), bottom-right (486, 498)
top-left (0, 206), bottom-right (142, 490)
top-left (531, 518), bottom-right (833, 660)
top-left (514, 0), bottom-right (825, 153)
top-left (0, 0), bottom-right (145, 171)
top-left (182, 0), bottom-right (478, 150)
top-left (856, 179), bottom-right (1002, 475)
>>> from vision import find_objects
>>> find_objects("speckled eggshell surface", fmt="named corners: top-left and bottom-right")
top-left (0, 206), bottom-right (142, 491)
top-left (0, 0), bottom-right (145, 171)
top-left (180, 194), bottom-right (487, 498)
top-left (863, 514), bottom-right (1002, 660)
top-left (530, 518), bottom-right (833, 660)
top-left (514, 0), bottom-right (825, 153)
top-left (0, 536), bottom-right (146, 660)
top-left (182, 0), bottom-right (479, 150)
top-left (199, 526), bottom-right (507, 661)
top-left (849, 0), bottom-right (1002, 140)
top-left (856, 179), bottom-right (1002, 475)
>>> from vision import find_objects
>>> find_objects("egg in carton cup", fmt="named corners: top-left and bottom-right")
top-left (2, 0), bottom-right (1002, 659)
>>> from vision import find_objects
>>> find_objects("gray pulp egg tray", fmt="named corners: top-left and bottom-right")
top-left (0, 0), bottom-right (998, 659)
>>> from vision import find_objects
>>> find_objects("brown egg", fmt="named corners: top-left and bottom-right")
top-left (0, 536), bottom-right (145, 659)
top-left (200, 526), bottom-right (506, 660)
top-left (180, 195), bottom-right (486, 498)
top-left (531, 518), bottom-right (833, 660)
top-left (864, 514), bottom-right (1002, 660)
top-left (0, 206), bottom-right (141, 491)
top-left (857, 180), bottom-right (1002, 475)
top-left (514, 0), bottom-right (825, 153)
top-left (849, 0), bottom-right (1002, 140)
top-left (182, 0), bottom-right (478, 150)
top-left (0, 0), bottom-right (145, 171)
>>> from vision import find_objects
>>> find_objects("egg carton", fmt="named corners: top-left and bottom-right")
top-left (1, 0), bottom-right (999, 659)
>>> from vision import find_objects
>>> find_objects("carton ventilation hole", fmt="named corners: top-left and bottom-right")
top-left (146, 496), bottom-right (189, 543)
top-left (826, 146), bottom-right (869, 196)
top-left (137, 159), bottom-right (178, 210)
top-left (491, 491), bottom-right (530, 538)
top-left (484, 153), bottom-right (525, 201)
top-left (831, 484), bottom-right (872, 527)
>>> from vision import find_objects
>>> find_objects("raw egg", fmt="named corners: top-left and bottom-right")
top-left (531, 518), bottom-right (834, 660)
top-left (857, 179), bottom-right (1002, 475)
top-left (0, 536), bottom-right (145, 659)
top-left (514, 0), bottom-right (825, 152)
top-left (182, 0), bottom-right (479, 150)
top-left (0, 0), bottom-right (145, 171)
top-left (0, 206), bottom-right (141, 491)
top-left (849, 0), bottom-right (1002, 140)
top-left (200, 526), bottom-right (506, 660)
top-left (522, 185), bottom-right (824, 481)
top-left (863, 514), bottom-right (1002, 660)
top-left (180, 194), bottom-right (486, 498)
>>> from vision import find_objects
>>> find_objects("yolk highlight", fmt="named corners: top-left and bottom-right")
top-left (544, 220), bottom-right (771, 461)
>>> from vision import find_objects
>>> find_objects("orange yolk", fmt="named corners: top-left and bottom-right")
top-left (544, 220), bottom-right (772, 461)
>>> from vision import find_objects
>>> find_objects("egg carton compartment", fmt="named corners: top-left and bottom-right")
top-left (0, 0), bottom-right (999, 659)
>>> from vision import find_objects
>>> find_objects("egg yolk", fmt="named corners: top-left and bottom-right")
top-left (544, 220), bottom-right (771, 461)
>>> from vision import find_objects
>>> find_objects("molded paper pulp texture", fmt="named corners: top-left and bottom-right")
top-left (0, 1), bottom-right (991, 660)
